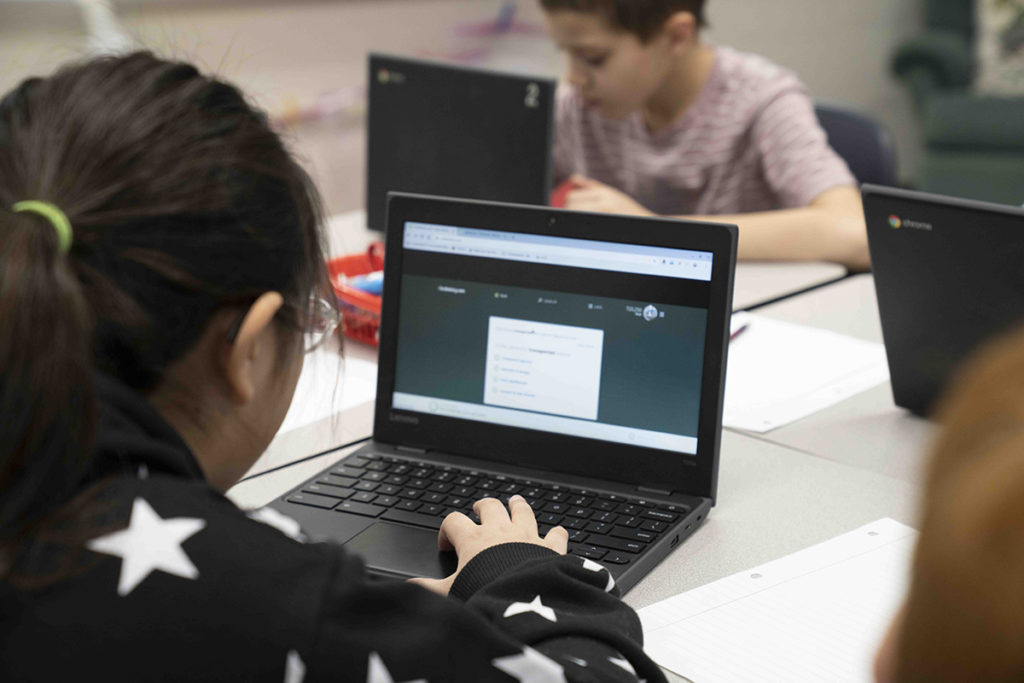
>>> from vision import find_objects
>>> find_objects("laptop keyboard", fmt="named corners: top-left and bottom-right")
top-left (285, 452), bottom-right (689, 565)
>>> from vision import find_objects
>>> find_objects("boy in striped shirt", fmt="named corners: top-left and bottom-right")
top-left (541, 0), bottom-right (870, 269)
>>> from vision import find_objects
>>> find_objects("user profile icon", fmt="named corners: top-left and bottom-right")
top-left (642, 304), bottom-right (659, 322)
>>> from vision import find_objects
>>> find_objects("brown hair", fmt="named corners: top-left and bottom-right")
top-left (539, 0), bottom-right (708, 40)
top-left (894, 323), bottom-right (1024, 680)
top-left (0, 52), bottom-right (328, 557)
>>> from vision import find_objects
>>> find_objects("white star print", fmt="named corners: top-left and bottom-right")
top-left (609, 655), bottom-right (646, 682)
top-left (492, 646), bottom-right (566, 682)
top-left (581, 557), bottom-right (616, 592)
top-left (503, 595), bottom-right (558, 622)
top-left (609, 656), bottom-right (635, 674)
top-left (284, 650), bottom-right (305, 683)
top-left (86, 497), bottom-right (205, 596)
top-left (366, 652), bottom-right (426, 683)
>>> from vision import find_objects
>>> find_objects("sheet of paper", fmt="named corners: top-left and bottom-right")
top-left (277, 342), bottom-right (377, 435)
top-left (638, 518), bottom-right (917, 683)
top-left (723, 312), bottom-right (890, 432)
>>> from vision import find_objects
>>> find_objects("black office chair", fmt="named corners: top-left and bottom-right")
top-left (815, 102), bottom-right (899, 187)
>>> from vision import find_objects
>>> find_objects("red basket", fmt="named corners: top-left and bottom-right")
top-left (326, 242), bottom-right (385, 346)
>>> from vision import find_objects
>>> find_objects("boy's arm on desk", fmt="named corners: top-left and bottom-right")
top-left (691, 187), bottom-right (869, 271)
top-left (562, 178), bottom-right (867, 270)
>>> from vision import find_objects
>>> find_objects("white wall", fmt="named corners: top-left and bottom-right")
top-left (0, 0), bottom-right (925, 213)
top-left (0, 0), bottom-right (560, 212)
top-left (702, 0), bottom-right (925, 189)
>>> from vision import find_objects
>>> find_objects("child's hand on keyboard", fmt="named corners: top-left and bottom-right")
top-left (409, 495), bottom-right (568, 596)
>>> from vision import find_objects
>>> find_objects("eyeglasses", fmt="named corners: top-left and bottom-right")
top-left (301, 295), bottom-right (341, 353)
top-left (226, 295), bottom-right (340, 354)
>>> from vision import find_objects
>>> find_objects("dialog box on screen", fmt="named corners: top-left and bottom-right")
top-left (483, 316), bottom-right (604, 421)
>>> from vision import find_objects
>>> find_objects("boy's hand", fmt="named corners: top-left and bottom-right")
top-left (408, 495), bottom-right (568, 596)
top-left (564, 174), bottom-right (653, 217)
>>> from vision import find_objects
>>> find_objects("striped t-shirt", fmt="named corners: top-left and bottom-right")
top-left (553, 45), bottom-right (855, 216)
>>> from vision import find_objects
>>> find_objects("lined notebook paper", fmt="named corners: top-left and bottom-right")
top-left (638, 518), bottom-right (917, 683)
top-left (723, 312), bottom-right (890, 433)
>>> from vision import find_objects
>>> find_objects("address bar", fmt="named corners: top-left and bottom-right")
top-left (404, 232), bottom-right (711, 280)
top-left (406, 233), bottom-right (703, 266)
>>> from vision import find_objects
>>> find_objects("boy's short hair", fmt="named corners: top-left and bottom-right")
top-left (539, 0), bottom-right (708, 41)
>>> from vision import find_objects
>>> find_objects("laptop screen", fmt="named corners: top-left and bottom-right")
top-left (389, 221), bottom-right (713, 455)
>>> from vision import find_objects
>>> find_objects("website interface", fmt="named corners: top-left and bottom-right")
top-left (391, 222), bottom-right (713, 455)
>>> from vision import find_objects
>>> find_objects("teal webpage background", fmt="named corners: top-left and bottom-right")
top-left (393, 274), bottom-right (707, 437)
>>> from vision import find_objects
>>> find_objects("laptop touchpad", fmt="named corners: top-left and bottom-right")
top-left (347, 523), bottom-right (457, 580)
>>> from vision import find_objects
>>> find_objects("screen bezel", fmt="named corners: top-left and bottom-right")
top-left (373, 193), bottom-right (737, 501)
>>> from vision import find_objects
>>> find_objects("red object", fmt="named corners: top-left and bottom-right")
top-left (326, 242), bottom-right (385, 346)
top-left (550, 179), bottom-right (579, 208)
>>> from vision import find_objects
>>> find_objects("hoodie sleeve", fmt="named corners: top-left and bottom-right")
top-left (302, 540), bottom-right (666, 682)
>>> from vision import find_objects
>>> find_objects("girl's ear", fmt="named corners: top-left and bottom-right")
top-left (662, 11), bottom-right (698, 53)
top-left (223, 292), bottom-right (284, 405)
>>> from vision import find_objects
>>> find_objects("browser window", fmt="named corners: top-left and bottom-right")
top-left (391, 221), bottom-right (713, 455)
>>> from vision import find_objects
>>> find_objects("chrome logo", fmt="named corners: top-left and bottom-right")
top-left (888, 215), bottom-right (902, 229)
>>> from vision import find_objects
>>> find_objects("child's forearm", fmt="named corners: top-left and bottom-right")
top-left (685, 186), bottom-right (870, 270)
top-left (563, 176), bottom-right (870, 269)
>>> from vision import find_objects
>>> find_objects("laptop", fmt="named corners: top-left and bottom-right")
top-left (863, 184), bottom-right (1024, 416)
top-left (272, 193), bottom-right (737, 593)
top-left (365, 54), bottom-right (556, 232)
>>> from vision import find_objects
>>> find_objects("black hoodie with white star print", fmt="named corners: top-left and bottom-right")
top-left (0, 375), bottom-right (666, 683)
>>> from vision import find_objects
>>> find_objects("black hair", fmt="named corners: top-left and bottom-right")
top-left (0, 52), bottom-right (328, 558)
top-left (539, 0), bottom-right (708, 41)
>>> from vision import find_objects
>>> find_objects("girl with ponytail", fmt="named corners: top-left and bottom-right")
top-left (0, 53), bottom-right (661, 682)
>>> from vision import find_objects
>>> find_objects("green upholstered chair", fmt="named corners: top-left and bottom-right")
top-left (892, 0), bottom-right (1024, 205)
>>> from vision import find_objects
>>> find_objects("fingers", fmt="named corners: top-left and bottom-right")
top-left (565, 187), bottom-right (613, 213)
top-left (437, 510), bottom-right (476, 551)
top-left (432, 497), bottom-right (568, 593)
top-left (473, 497), bottom-right (512, 526)
top-left (407, 576), bottom-right (454, 597)
top-left (507, 494), bottom-right (538, 534)
top-left (566, 186), bottom-right (602, 201)
top-left (441, 496), bottom-right (559, 555)
top-left (543, 525), bottom-right (569, 554)
top-left (564, 182), bottom-right (650, 217)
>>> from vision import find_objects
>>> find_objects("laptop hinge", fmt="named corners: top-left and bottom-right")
top-left (636, 485), bottom-right (672, 497)
top-left (396, 444), bottom-right (428, 455)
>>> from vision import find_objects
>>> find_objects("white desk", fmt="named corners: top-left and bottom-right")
top-left (732, 261), bottom-right (847, 311)
top-left (227, 423), bottom-right (919, 683)
top-left (229, 428), bottom-right (919, 607)
top-left (739, 274), bottom-right (936, 485)
top-left (226, 260), bottom-right (915, 683)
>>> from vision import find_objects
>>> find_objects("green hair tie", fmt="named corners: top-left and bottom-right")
top-left (13, 200), bottom-right (73, 252)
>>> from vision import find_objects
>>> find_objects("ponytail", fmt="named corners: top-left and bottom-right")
top-left (0, 52), bottom-right (328, 569)
top-left (0, 207), bottom-right (95, 555)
